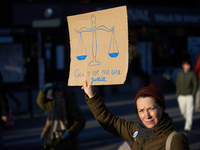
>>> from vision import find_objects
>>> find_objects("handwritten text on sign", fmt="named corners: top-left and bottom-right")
top-left (74, 69), bottom-right (121, 85)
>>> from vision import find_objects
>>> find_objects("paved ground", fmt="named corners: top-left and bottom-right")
top-left (2, 80), bottom-right (200, 150)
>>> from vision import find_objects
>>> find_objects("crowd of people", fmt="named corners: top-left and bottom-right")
top-left (1, 52), bottom-right (200, 150)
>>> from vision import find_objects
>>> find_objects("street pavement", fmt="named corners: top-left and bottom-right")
top-left (2, 81), bottom-right (200, 150)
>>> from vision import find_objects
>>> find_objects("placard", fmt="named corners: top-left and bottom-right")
top-left (67, 6), bottom-right (128, 85)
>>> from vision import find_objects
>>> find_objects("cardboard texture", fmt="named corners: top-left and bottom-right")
top-left (67, 5), bottom-right (128, 86)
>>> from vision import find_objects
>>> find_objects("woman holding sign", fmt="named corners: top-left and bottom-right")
top-left (81, 81), bottom-right (189, 149)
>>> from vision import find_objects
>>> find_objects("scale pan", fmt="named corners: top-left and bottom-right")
top-left (109, 52), bottom-right (119, 58)
top-left (76, 55), bottom-right (87, 60)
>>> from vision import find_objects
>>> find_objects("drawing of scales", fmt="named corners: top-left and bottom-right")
top-left (75, 15), bottom-right (119, 66)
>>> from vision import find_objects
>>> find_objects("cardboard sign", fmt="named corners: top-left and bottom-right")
top-left (67, 5), bottom-right (128, 86)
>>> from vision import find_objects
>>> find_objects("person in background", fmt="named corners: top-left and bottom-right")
top-left (82, 81), bottom-right (189, 149)
top-left (176, 58), bottom-right (197, 134)
top-left (194, 51), bottom-right (200, 112)
top-left (0, 71), bottom-right (9, 150)
top-left (37, 81), bottom-right (86, 150)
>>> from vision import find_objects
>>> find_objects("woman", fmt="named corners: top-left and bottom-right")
top-left (37, 81), bottom-right (86, 150)
top-left (81, 81), bottom-right (189, 149)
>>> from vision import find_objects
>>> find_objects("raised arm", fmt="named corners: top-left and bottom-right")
top-left (81, 81), bottom-right (135, 141)
top-left (81, 81), bottom-right (95, 98)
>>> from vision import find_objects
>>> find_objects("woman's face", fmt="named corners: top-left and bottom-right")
top-left (136, 96), bottom-right (163, 129)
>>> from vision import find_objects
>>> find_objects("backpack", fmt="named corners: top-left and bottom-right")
top-left (165, 131), bottom-right (178, 150)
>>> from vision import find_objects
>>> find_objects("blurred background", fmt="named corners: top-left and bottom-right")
top-left (1, 0), bottom-right (200, 149)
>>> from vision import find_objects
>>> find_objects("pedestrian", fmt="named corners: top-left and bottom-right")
top-left (82, 81), bottom-right (190, 149)
top-left (0, 71), bottom-right (9, 150)
top-left (37, 81), bottom-right (86, 150)
top-left (194, 51), bottom-right (200, 112)
top-left (176, 58), bottom-right (197, 134)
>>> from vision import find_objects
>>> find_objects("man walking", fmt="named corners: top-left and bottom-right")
top-left (176, 58), bottom-right (197, 134)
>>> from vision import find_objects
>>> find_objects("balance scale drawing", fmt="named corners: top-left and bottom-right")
top-left (75, 15), bottom-right (119, 66)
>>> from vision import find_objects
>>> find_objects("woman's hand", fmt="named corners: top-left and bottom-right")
top-left (81, 81), bottom-right (95, 98)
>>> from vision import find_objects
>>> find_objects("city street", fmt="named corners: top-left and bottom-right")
top-left (3, 82), bottom-right (200, 150)
top-left (1, 1), bottom-right (200, 150)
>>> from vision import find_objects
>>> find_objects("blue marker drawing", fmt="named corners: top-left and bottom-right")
top-left (90, 76), bottom-right (107, 85)
top-left (76, 33), bottom-right (87, 60)
top-left (75, 15), bottom-right (119, 66)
